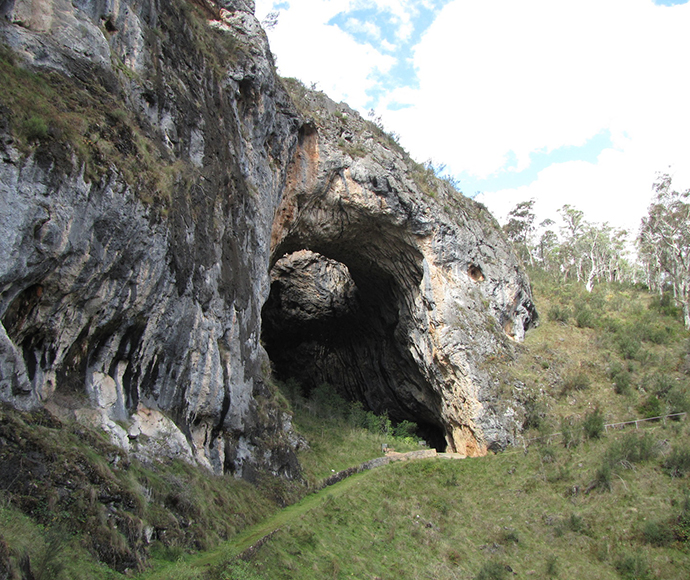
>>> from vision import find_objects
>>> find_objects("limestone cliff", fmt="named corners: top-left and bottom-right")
top-left (0, 0), bottom-right (536, 477)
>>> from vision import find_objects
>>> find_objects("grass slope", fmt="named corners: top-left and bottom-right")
top-left (2, 275), bottom-right (689, 580)
top-left (136, 275), bottom-right (690, 580)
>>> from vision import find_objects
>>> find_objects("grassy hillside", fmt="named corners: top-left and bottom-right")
top-left (197, 274), bottom-right (690, 580)
top-left (2, 274), bottom-right (689, 579)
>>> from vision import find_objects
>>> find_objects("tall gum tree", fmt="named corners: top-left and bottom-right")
top-left (638, 174), bottom-right (690, 329)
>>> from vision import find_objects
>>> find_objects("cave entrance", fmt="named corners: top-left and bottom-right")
top-left (261, 249), bottom-right (447, 452)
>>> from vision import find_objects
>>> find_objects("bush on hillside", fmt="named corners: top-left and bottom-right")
top-left (475, 560), bottom-right (511, 580)
top-left (561, 369), bottom-right (590, 395)
top-left (637, 395), bottom-right (663, 419)
top-left (663, 446), bottom-right (690, 478)
top-left (605, 432), bottom-right (658, 466)
top-left (608, 361), bottom-right (633, 395)
top-left (582, 407), bottom-right (605, 440)
top-left (547, 305), bottom-right (570, 324)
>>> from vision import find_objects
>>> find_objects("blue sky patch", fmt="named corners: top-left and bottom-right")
top-left (328, 1), bottom-right (452, 108)
top-left (455, 130), bottom-right (614, 197)
top-left (653, 0), bottom-right (689, 6)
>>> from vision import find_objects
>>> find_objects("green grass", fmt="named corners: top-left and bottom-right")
top-left (0, 405), bottom-right (279, 578)
top-left (205, 423), bottom-right (690, 580)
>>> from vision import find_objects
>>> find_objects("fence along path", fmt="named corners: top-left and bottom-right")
top-left (518, 411), bottom-right (687, 449)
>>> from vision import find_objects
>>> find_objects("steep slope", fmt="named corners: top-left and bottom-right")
top-left (0, 0), bottom-right (535, 485)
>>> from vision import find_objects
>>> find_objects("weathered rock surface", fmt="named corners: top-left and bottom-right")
top-left (0, 0), bottom-right (301, 478)
top-left (263, 87), bottom-right (537, 455)
top-left (0, 0), bottom-right (536, 475)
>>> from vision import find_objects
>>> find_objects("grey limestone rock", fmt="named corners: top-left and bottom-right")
top-left (0, 0), bottom-right (536, 477)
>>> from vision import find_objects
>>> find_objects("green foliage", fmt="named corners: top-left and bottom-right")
top-left (560, 417), bottom-right (580, 449)
top-left (649, 292), bottom-right (682, 320)
top-left (475, 560), bottom-right (510, 580)
top-left (614, 552), bottom-right (652, 580)
top-left (561, 369), bottom-right (590, 394)
top-left (637, 395), bottom-right (663, 419)
top-left (22, 115), bottom-right (49, 141)
top-left (582, 407), bottom-right (605, 440)
top-left (0, 43), bottom-right (181, 211)
top-left (555, 513), bottom-right (589, 537)
top-left (547, 304), bottom-right (570, 324)
top-left (615, 328), bottom-right (642, 360)
top-left (663, 446), bottom-right (690, 478)
top-left (591, 461), bottom-right (613, 492)
top-left (575, 306), bottom-right (596, 328)
top-left (608, 362), bottom-right (633, 396)
top-left (606, 432), bottom-right (658, 465)
top-left (641, 519), bottom-right (674, 547)
top-left (522, 394), bottom-right (545, 430)
top-left (674, 493), bottom-right (690, 542)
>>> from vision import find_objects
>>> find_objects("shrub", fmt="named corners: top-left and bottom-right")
top-left (614, 552), bottom-right (652, 580)
top-left (555, 513), bottom-right (588, 536)
top-left (674, 493), bottom-right (690, 542)
top-left (651, 374), bottom-right (676, 398)
top-left (616, 332), bottom-right (641, 360)
top-left (560, 417), bottom-right (580, 449)
top-left (590, 462), bottom-right (613, 492)
top-left (654, 291), bottom-right (680, 314)
top-left (22, 115), bottom-right (49, 141)
top-left (663, 446), bottom-right (690, 478)
top-left (666, 386), bottom-right (690, 416)
top-left (562, 370), bottom-right (590, 394)
top-left (582, 408), bottom-right (605, 440)
top-left (475, 560), bottom-right (510, 580)
top-left (575, 307), bottom-right (595, 328)
top-left (392, 420), bottom-right (417, 439)
top-left (547, 305), bottom-right (570, 324)
top-left (606, 433), bottom-right (658, 466)
top-left (608, 362), bottom-right (632, 395)
top-left (641, 519), bottom-right (674, 547)
top-left (637, 395), bottom-right (663, 419)
top-left (522, 395), bottom-right (545, 430)
top-left (310, 382), bottom-right (347, 419)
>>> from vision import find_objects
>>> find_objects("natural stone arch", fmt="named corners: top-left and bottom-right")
top-left (263, 99), bottom-right (537, 455)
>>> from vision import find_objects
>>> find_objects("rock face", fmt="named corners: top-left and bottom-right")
top-left (263, 87), bottom-right (537, 455)
top-left (0, 0), bottom-right (300, 478)
top-left (0, 0), bottom-right (536, 475)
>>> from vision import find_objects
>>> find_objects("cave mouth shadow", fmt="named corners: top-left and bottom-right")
top-left (261, 249), bottom-right (447, 452)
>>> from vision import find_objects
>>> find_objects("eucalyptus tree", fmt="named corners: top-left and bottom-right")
top-left (638, 174), bottom-right (690, 329)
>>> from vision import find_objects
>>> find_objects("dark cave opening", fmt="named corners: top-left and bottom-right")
top-left (261, 249), bottom-right (447, 452)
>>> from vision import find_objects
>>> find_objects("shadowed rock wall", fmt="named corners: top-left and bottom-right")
top-left (264, 89), bottom-right (537, 455)
top-left (0, 0), bottom-right (536, 474)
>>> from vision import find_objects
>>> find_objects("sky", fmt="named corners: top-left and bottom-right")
top-left (255, 0), bottom-right (690, 236)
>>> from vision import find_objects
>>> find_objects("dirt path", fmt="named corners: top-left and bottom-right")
top-left (140, 449), bottom-right (461, 579)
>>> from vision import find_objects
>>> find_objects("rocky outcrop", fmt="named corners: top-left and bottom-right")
top-left (263, 88), bottom-right (536, 455)
top-left (0, 0), bottom-right (535, 476)
top-left (0, 0), bottom-right (301, 478)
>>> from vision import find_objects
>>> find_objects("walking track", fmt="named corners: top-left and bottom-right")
top-left (141, 449), bottom-right (463, 579)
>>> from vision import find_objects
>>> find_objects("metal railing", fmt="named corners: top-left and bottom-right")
top-left (518, 411), bottom-right (687, 448)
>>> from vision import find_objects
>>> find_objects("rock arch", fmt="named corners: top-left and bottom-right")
top-left (263, 111), bottom-right (537, 455)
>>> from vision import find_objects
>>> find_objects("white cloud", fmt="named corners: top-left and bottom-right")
top-left (344, 17), bottom-right (382, 40)
top-left (255, 0), bottom-right (395, 110)
top-left (380, 0), bottom-right (690, 230)
top-left (257, 0), bottom-right (690, 232)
